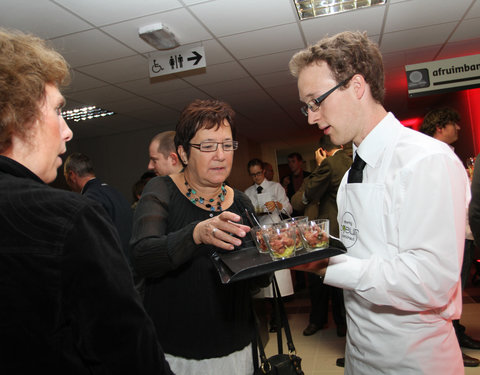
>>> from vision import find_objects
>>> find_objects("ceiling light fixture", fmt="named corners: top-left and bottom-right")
top-left (138, 23), bottom-right (179, 50)
top-left (62, 106), bottom-right (115, 122)
top-left (294, 0), bottom-right (386, 20)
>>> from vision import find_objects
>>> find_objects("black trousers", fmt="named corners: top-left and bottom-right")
top-left (307, 273), bottom-right (346, 327)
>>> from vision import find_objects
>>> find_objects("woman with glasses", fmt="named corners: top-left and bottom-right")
top-left (131, 99), bottom-right (268, 375)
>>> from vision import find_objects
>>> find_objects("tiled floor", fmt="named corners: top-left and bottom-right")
top-left (261, 278), bottom-right (480, 374)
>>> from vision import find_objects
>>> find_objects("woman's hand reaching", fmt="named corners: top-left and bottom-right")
top-left (192, 211), bottom-right (251, 250)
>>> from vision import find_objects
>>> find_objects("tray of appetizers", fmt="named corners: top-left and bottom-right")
top-left (211, 236), bottom-right (346, 284)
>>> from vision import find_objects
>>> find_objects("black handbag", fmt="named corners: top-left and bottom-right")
top-left (252, 276), bottom-right (304, 375)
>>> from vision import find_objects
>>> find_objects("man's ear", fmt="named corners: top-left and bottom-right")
top-left (169, 152), bottom-right (180, 165)
top-left (351, 73), bottom-right (366, 100)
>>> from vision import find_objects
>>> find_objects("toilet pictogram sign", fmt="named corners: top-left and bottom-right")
top-left (148, 46), bottom-right (206, 78)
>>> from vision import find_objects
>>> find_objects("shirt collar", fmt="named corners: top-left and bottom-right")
top-left (256, 180), bottom-right (267, 188)
top-left (355, 112), bottom-right (398, 168)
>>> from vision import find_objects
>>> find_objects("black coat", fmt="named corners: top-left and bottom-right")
top-left (0, 155), bottom-right (172, 375)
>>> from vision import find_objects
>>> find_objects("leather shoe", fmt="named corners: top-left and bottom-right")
top-left (336, 357), bottom-right (345, 367)
top-left (463, 352), bottom-right (480, 367)
top-left (459, 333), bottom-right (480, 349)
top-left (336, 324), bottom-right (347, 337)
top-left (303, 323), bottom-right (322, 336)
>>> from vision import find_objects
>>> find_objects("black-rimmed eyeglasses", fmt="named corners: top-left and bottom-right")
top-left (300, 75), bottom-right (354, 117)
top-left (190, 141), bottom-right (239, 152)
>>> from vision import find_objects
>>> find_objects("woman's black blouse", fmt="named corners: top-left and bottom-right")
top-left (131, 176), bottom-right (259, 360)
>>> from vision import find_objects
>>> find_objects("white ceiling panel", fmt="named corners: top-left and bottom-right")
top-left (181, 61), bottom-right (249, 85)
top-left (198, 77), bottom-right (260, 98)
top-left (50, 29), bottom-right (136, 67)
top-left (466, 0), bottom-right (480, 18)
top-left (189, 0), bottom-right (297, 37)
top-left (384, 0), bottom-right (472, 33)
top-left (380, 23), bottom-right (457, 54)
top-left (450, 17), bottom-right (480, 42)
top-left (54, 0), bottom-right (182, 26)
top-left (98, 96), bottom-right (163, 114)
top-left (240, 49), bottom-right (301, 76)
top-left (63, 72), bottom-right (110, 94)
top-left (0, 0), bottom-right (91, 39)
top-left (117, 76), bottom-right (191, 97)
top-left (437, 37), bottom-right (480, 59)
top-left (67, 85), bottom-right (137, 106)
top-left (255, 71), bottom-right (297, 89)
top-left (76, 55), bottom-right (149, 84)
top-left (220, 24), bottom-right (303, 60)
top-left (149, 87), bottom-right (211, 109)
top-left (193, 39), bottom-right (234, 65)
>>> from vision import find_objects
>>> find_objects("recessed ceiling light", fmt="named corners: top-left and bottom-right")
top-left (294, 0), bottom-right (386, 20)
top-left (62, 106), bottom-right (115, 122)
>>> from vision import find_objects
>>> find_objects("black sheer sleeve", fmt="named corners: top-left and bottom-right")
top-left (130, 176), bottom-right (200, 278)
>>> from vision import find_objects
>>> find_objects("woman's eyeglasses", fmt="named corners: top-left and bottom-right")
top-left (190, 141), bottom-right (238, 152)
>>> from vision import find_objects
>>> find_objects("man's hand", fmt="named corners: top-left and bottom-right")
top-left (265, 201), bottom-right (282, 212)
top-left (291, 258), bottom-right (329, 277)
top-left (315, 147), bottom-right (327, 166)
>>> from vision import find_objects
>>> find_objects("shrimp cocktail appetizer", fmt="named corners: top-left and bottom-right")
top-left (263, 222), bottom-right (297, 260)
top-left (299, 219), bottom-right (329, 251)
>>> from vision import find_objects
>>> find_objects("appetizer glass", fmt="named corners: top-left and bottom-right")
top-left (263, 222), bottom-right (297, 260)
top-left (298, 219), bottom-right (329, 251)
top-left (282, 216), bottom-right (308, 250)
top-left (251, 224), bottom-right (273, 254)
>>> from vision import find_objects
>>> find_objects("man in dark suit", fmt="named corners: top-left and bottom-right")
top-left (292, 135), bottom-right (352, 338)
top-left (64, 152), bottom-right (133, 267)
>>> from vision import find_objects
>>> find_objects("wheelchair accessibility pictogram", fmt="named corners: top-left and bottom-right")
top-left (151, 59), bottom-right (164, 73)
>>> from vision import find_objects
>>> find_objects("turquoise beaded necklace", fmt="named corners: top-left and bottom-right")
top-left (184, 176), bottom-right (226, 212)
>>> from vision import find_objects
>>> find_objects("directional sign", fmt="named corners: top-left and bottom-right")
top-left (406, 53), bottom-right (480, 97)
top-left (148, 46), bottom-right (206, 78)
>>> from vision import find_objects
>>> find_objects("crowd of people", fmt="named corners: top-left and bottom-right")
top-left (2, 25), bottom-right (480, 375)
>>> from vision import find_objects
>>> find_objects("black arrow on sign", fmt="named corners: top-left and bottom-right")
top-left (187, 51), bottom-right (203, 65)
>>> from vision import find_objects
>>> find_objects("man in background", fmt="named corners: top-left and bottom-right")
top-left (420, 107), bottom-right (480, 367)
top-left (286, 152), bottom-right (310, 199)
top-left (0, 28), bottom-right (172, 374)
top-left (286, 152), bottom-right (310, 290)
top-left (291, 135), bottom-right (351, 339)
top-left (245, 158), bottom-right (293, 332)
top-left (148, 130), bottom-right (183, 176)
top-left (245, 158), bottom-right (292, 225)
top-left (263, 161), bottom-right (274, 181)
top-left (64, 152), bottom-right (134, 268)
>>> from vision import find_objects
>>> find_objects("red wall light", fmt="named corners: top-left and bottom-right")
top-left (400, 117), bottom-right (423, 131)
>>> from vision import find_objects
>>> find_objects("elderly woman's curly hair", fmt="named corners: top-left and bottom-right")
top-left (0, 28), bottom-right (70, 153)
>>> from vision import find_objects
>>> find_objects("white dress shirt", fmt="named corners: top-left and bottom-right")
top-left (325, 112), bottom-right (467, 374)
top-left (244, 179), bottom-right (292, 225)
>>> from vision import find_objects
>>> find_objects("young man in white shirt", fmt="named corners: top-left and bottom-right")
top-left (290, 31), bottom-right (467, 374)
top-left (244, 158), bottom-right (292, 225)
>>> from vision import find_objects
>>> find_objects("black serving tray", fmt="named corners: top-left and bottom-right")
top-left (211, 237), bottom-right (346, 284)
